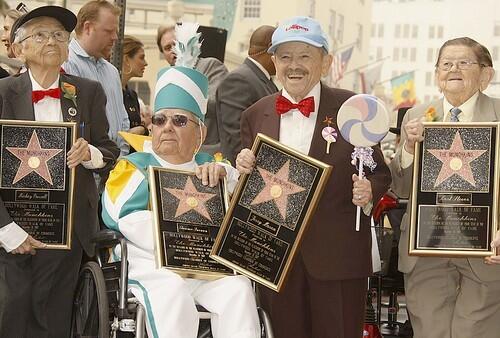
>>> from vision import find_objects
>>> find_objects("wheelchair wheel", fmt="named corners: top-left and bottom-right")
top-left (71, 261), bottom-right (110, 338)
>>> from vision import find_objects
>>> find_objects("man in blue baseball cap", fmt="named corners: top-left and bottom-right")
top-left (236, 16), bottom-right (391, 338)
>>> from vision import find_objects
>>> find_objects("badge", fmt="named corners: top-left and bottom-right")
top-left (68, 107), bottom-right (77, 117)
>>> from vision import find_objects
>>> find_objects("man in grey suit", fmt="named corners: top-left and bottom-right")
top-left (216, 25), bottom-right (278, 164)
top-left (0, 6), bottom-right (119, 338)
top-left (390, 37), bottom-right (500, 338)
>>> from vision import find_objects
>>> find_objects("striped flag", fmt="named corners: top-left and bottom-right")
top-left (391, 72), bottom-right (416, 110)
top-left (331, 46), bottom-right (354, 86)
top-left (359, 63), bottom-right (383, 94)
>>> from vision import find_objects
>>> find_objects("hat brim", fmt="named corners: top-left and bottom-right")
top-left (389, 127), bottom-right (401, 135)
top-left (268, 37), bottom-right (324, 54)
top-left (11, 6), bottom-right (76, 43)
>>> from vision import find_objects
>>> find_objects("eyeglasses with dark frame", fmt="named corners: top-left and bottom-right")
top-left (19, 30), bottom-right (70, 44)
top-left (151, 113), bottom-right (199, 128)
top-left (437, 59), bottom-right (485, 71)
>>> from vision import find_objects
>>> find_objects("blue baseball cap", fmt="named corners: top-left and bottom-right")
top-left (268, 16), bottom-right (329, 54)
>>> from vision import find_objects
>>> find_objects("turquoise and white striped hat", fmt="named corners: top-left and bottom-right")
top-left (153, 66), bottom-right (209, 122)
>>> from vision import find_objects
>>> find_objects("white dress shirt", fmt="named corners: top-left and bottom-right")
top-left (0, 71), bottom-right (105, 252)
top-left (279, 82), bottom-right (321, 155)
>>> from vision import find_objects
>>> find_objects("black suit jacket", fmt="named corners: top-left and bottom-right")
top-left (0, 71), bottom-right (120, 255)
top-left (241, 84), bottom-right (391, 280)
top-left (216, 57), bottom-right (278, 164)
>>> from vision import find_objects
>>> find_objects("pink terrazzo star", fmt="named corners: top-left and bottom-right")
top-left (427, 131), bottom-right (486, 187)
top-left (250, 160), bottom-right (306, 220)
top-left (6, 130), bottom-right (63, 185)
top-left (165, 176), bottom-right (217, 221)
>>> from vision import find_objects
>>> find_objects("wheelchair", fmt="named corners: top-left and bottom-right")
top-left (370, 192), bottom-right (413, 338)
top-left (71, 228), bottom-right (274, 338)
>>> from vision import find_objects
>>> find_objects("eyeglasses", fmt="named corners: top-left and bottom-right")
top-left (19, 30), bottom-right (70, 44)
top-left (151, 114), bottom-right (199, 128)
top-left (437, 59), bottom-right (481, 71)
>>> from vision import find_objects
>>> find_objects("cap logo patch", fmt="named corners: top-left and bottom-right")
top-left (286, 24), bottom-right (309, 32)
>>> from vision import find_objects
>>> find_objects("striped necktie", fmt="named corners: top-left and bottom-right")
top-left (450, 107), bottom-right (461, 122)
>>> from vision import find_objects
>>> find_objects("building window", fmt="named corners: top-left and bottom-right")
top-left (357, 23), bottom-right (363, 50)
top-left (493, 46), bottom-right (499, 61)
top-left (371, 23), bottom-right (376, 38)
top-left (242, 0), bottom-right (261, 19)
top-left (494, 23), bottom-right (500, 36)
top-left (437, 26), bottom-right (443, 39)
top-left (412, 25), bottom-right (418, 38)
top-left (393, 47), bottom-right (400, 61)
top-left (427, 48), bottom-right (434, 63)
top-left (403, 24), bottom-right (409, 38)
top-left (378, 23), bottom-right (384, 38)
top-left (395, 24), bottom-right (401, 38)
top-left (402, 47), bottom-right (408, 60)
top-left (377, 46), bottom-right (383, 60)
top-left (425, 72), bottom-right (432, 85)
top-left (329, 10), bottom-right (337, 38)
top-left (429, 25), bottom-right (435, 39)
top-left (337, 14), bottom-right (344, 43)
top-left (410, 48), bottom-right (416, 61)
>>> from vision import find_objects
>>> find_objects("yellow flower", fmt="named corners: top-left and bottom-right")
top-left (61, 82), bottom-right (77, 107)
top-left (424, 107), bottom-right (438, 122)
top-left (213, 152), bottom-right (231, 165)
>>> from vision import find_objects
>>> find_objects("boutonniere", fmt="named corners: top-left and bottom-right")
top-left (424, 106), bottom-right (438, 122)
top-left (61, 82), bottom-right (77, 107)
top-left (213, 152), bottom-right (231, 165)
top-left (321, 116), bottom-right (337, 154)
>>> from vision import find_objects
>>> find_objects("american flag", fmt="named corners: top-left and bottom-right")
top-left (331, 46), bottom-right (354, 86)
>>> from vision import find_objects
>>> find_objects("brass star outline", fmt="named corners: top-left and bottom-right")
top-left (427, 131), bottom-right (486, 187)
top-left (164, 176), bottom-right (217, 222)
top-left (250, 160), bottom-right (306, 220)
top-left (6, 130), bottom-right (63, 185)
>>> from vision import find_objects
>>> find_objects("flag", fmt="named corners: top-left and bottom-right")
top-left (391, 71), bottom-right (416, 110)
top-left (359, 63), bottom-right (383, 94)
top-left (331, 46), bottom-right (354, 85)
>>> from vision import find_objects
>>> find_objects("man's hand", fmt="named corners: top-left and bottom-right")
top-left (484, 230), bottom-right (500, 265)
top-left (403, 117), bottom-right (424, 155)
top-left (235, 148), bottom-right (255, 174)
top-left (11, 235), bottom-right (46, 255)
top-left (195, 162), bottom-right (227, 187)
top-left (352, 174), bottom-right (373, 208)
top-left (67, 138), bottom-right (91, 168)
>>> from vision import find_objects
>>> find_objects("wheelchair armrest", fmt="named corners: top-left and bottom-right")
top-left (92, 229), bottom-right (125, 249)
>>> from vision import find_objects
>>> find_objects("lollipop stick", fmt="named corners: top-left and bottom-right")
top-left (326, 141), bottom-right (331, 154)
top-left (356, 158), bottom-right (364, 232)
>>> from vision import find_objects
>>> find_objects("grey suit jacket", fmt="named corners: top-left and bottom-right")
top-left (390, 92), bottom-right (500, 281)
top-left (216, 58), bottom-right (278, 164)
top-left (0, 72), bottom-right (120, 255)
top-left (196, 57), bottom-right (228, 155)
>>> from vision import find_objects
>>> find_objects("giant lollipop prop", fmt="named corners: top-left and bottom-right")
top-left (337, 94), bottom-right (390, 231)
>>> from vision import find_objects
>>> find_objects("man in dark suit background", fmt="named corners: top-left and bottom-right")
top-left (0, 6), bottom-right (119, 338)
top-left (216, 25), bottom-right (278, 164)
top-left (236, 16), bottom-right (391, 338)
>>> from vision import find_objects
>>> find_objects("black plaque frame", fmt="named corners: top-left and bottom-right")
top-left (211, 133), bottom-right (332, 292)
top-left (149, 166), bottom-right (233, 280)
top-left (0, 120), bottom-right (76, 250)
top-left (409, 122), bottom-right (499, 257)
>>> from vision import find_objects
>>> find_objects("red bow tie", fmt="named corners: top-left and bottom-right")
top-left (32, 88), bottom-right (61, 103)
top-left (276, 95), bottom-right (315, 117)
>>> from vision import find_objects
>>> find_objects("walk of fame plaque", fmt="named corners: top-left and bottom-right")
top-left (148, 166), bottom-right (233, 279)
top-left (409, 123), bottom-right (499, 257)
top-left (0, 120), bottom-right (76, 249)
top-left (211, 134), bottom-right (332, 291)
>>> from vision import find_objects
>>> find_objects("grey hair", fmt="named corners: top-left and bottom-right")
top-left (13, 26), bottom-right (27, 44)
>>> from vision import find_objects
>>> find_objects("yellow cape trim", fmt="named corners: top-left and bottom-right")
top-left (119, 131), bottom-right (152, 152)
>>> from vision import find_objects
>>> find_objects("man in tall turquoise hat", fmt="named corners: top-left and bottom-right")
top-left (101, 25), bottom-right (261, 338)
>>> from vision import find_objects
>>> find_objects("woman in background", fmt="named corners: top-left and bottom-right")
top-left (121, 35), bottom-right (149, 136)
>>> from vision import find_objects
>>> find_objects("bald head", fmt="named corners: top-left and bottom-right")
top-left (248, 25), bottom-right (276, 75)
